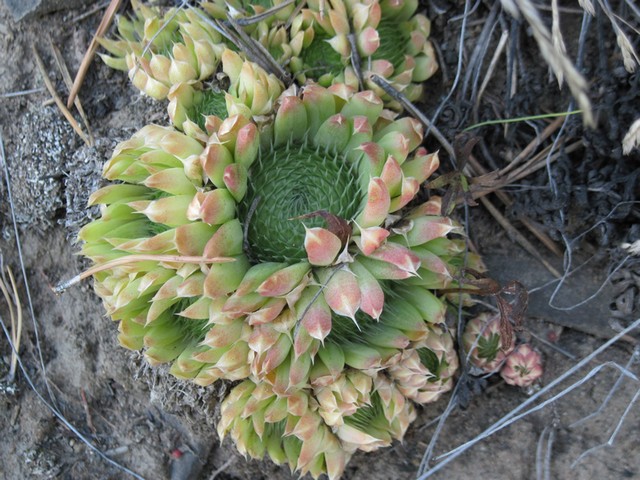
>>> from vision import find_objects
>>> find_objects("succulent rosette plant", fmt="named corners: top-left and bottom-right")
top-left (335, 375), bottom-right (417, 453)
top-left (217, 379), bottom-right (351, 480)
top-left (275, 0), bottom-right (438, 108)
top-left (462, 312), bottom-right (516, 373)
top-left (218, 374), bottom-right (416, 479)
top-left (313, 370), bottom-right (372, 426)
top-left (500, 344), bottom-right (543, 387)
top-left (78, 81), bottom-right (477, 477)
top-left (101, 0), bottom-right (438, 111)
top-left (99, 0), bottom-right (226, 99)
top-left (388, 324), bottom-right (458, 403)
top-left (168, 49), bottom-right (285, 134)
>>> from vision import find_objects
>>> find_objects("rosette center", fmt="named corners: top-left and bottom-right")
top-left (239, 142), bottom-right (361, 263)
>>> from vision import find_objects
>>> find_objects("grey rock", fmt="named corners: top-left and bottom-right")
top-left (3, 0), bottom-right (93, 21)
top-left (482, 247), bottom-right (618, 340)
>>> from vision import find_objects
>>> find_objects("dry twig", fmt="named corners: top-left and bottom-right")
top-left (465, 154), bottom-right (563, 258)
top-left (67, 0), bottom-right (122, 109)
top-left (622, 118), bottom-right (640, 155)
top-left (0, 87), bottom-right (45, 98)
top-left (369, 74), bottom-right (456, 161)
top-left (479, 195), bottom-right (561, 278)
top-left (80, 389), bottom-right (97, 435)
top-left (54, 254), bottom-right (235, 294)
top-left (49, 40), bottom-right (94, 146)
top-left (72, 1), bottom-right (112, 23)
top-left (466, 140), bottom-right (583, 200)
top-left (474, 30), bottom-right (509, 117)
top-left (233, 0), bottom-right (296, 26)
top-left (31, 45), bottom-right (91, 145)
top-left (0, 265), bottom-right (22, 382)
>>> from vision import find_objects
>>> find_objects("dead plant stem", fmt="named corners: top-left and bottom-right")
top-left (32, 45), bottom-right (91, 145)
top-left (67, 0), bottom-right (122, 109)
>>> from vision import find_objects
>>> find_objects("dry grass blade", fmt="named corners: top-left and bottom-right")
top-left (66, 0), bottom-right (122, 109)
top-left (466, 155), bottom-right (563, 257)
top-left (579, 0), bottom-right (595, 16)
top-left (0, 266), bottom-right (22, 382)
top-left (369, 74), bottom-right (456, 161)
top-left (185, 5), bottom-right (291, 84)
top-left (479, 196), bottom-right (561, 277)
top-left (467, 139), bottom-right (583, 200)
top-left (624, 0), bottom-right (640, 19)
top-left (226, 15), bottom-right (292, 84)
top-left (535, 425), bottom-right (555, 480)
top-left (508, 140), bottom-right (582, 184)
top-left (492, 116), bottom-right (565, 176)
top-left (72, 1), bottom-right (112, 23)
top-left (611, 23), bottom-right (639, 73)
top-left (622, 118), bottom-right (640, 155)
top-left (596, 0), bottom-right (639, 73)
top-left (348, 31), bottom-right (364, 90)
top-left (284, 0), bottom-right (307, 29)
top-left (80, 388), bottom-right (97, 435)
top-left (502, 0), bottom-right (594, 127)
top-left (0, 87), bottom-right (45, 98)
top-left (621, 240), bottom-right (640, 255)
top-left (31, 45), bottom-right (91, 145)
top-left (462, 2), bottom-right (500, 101)
top-left (49, 40), bottom-right (95, 146)
top-left (474, 30), bottom-right (509, 114)
top-left (210, 457), bottom-right (237, 480)
top-left (551, 0), bottom-right (567, 86)
top-left (233, 0), bottom-right (296, 25)
top-left (505, 140), bottom-right (565, 183)
top-left (53, 254), bottom-right (235, 294)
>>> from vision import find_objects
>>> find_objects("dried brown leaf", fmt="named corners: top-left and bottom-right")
top-left (292, 210), bottom-right (352, 246)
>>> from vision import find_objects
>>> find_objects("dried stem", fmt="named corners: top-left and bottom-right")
top-left (479, 196), bottom-right (561, 277)
top-left (369, 74), bottom-right (456, 162)
top-left (49, 40), bottom-right (94, 146)
top-left (0, 266), bottom-right (22, 382)
top-left (234, 0), bottom-right (296, 26)
top-left (227, 15), bottom-right (292, 84)
top-left (67, 0), bottom-right (122, 108)
top-left (54, 255), bottom-right (234, 294)
top-left (465, 154), bottom-right (563, 257)
top-left (32, 45), bottom-right (91, 145)
top-left (466, 140), bottom-right (583, 200)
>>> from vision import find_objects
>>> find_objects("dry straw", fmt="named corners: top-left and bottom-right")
top-left (500, 0), bottom-right (594, 127)
top-left (622, 118), bottom-right (640, 155)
